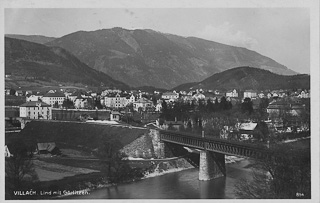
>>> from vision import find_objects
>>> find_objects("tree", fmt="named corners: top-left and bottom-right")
top-left (96, 137), bottom-right (123, 177)
top-left (213, 98), bottom-right (219, 111)
top-left (160, 100), bottom-right (169, 119)
top-left (10, 89), bottom-right (16, 96)
top-left (62, 98), bottom-right (74, 109)
top-left (241, 98), bottom-right (254, 114)
top-left (235, 144), bottom-right (311, 199)
top-left (96, 137), bottom-right (143, 183)
top-left (219, 96), bottom-right (228, 110)
top-left (206, 99), bottom-right (214, 112)
top-left (152, 97), bottom-right (157, 106)
top-left (6, 140), bottom-right (38, 195)
top-left (94, 98), bottom-right (103, 109)
top-left (53, 101), bottom-right (59, 108)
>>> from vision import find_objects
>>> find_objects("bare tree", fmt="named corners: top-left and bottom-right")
top-left (5, 140), bottom-right (38, 195)
top-left (235, 144), bottom-right (310, 199)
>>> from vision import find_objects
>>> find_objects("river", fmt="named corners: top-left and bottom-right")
top-left (66, 158), bottom-right (254, 199)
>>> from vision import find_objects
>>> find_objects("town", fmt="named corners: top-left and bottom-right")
top-left (4, 6), bottom-right (315, 200)
top-left (5, 83), bottom-right (312, 199)
top-left (6, 86), bottom-right (310, 142)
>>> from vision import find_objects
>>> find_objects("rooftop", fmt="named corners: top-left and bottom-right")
top-left (43, 92), bottom-right (65, 97)
top-left (20, 101), bottom-right (51, 107)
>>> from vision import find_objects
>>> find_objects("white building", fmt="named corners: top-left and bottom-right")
top-left (74, 95), bottom-right (91, 109)
top-left (26, 94), bottom-right (43, 102)
top-left (298, 90), bottom-right (310, 98)
top-left (104, 93), bottom-right (128, 108)
top-left (226, 89), bottom-right (238, 98)
top-left (42, 91), bottom-right (65, 107)
top-left (110, 111), bottom-right (121, 121)
top-left (155, 101), bottom-right (163, 112)
top-left (126, 94), bottom-right (136, 104)
top-left (192, 93), bottom-right (205, 101)
top-left (133, 97), bottom-right (153, 111)
top-left (258, 92), bottom-right (265, 98)
top-left (19, 101), bottom-right (52, 119)
top-left (101, 89), bottom-right (122, 97)
top-left (243, 90), bottom-right (257, 99)
top-left (161, 92), bottom-right (179, 101)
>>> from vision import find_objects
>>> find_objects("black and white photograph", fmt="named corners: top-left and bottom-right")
top-left (2, 0), bottom-right (319, 201)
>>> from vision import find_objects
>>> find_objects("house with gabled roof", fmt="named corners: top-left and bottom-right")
top-left (110, 111), bottom-right (121, 121)
top-left (26, 93), bottom-right (43, 102)
top-left (266, 100), bottom-right (305, 117)
top-left (192, 92), bottom-right (205, 101)
top-left (133, 97), bottom-right (153, 111)
top-left (226, 89), bottom-right (239, 98)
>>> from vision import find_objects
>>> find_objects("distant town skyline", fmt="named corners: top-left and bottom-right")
top-left (5, 7), bottom-right (310, 74)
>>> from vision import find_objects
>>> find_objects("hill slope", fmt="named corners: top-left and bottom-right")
top-left (173, 66), bottom-right (310, 91)
top-left (8, 121), bottom-right (147, 149)
top-left (5, 34), bottom-right (56, 44)
top-left (5, 37), bottom-right (129, 89)
top-left (46, 27), bottom-right (296, 89)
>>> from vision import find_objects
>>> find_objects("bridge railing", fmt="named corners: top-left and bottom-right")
top-left (159, 130), bottom-right (268, 149)
top-left (159, 130), bottom-right (272, 159)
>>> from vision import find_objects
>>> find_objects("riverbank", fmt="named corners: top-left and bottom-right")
top-left (6, 151), bottom-right (247, 200)
top-left (59, 155), bottom-right (247, 199)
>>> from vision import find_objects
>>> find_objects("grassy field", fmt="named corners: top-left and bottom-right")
top-left (19, 121), bottom-right (147, 149)
top-left (33, 159), bottom-right (99, 181)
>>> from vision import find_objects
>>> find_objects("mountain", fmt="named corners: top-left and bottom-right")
top-left (46, 27), bottom-right (297, 89)
top-left (5, 34), bottom-right (56, 44)
top-left (173, 66), bottom-right (310, 91)
top-left (5, 37), bottom-right (129, 89)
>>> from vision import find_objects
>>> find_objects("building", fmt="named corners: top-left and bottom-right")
top-left (5, 145), bottom-right (12, 157)
top-left (26, 94), bottom-right (43, 102)
top-left (192, 93), bottom-right (206, 101)
top-left (133, 97), bottom-right (153, 111)
top-left (155, 100), bottom-right (163, 112)
top-left (101, 89), bottom-right (122, 97)
top-left (243, 90), bottom-right (257, 99)
top-left (238, 122), bottom-right (258, 140)
top-left (19, 101), bottom-right (52, 119)
top-left (266, 100), bottom-right (305, 117)
top-left (298, 90), bottom-right (310, 98)
top-left (67, 92), bottom-right (79, 102)
top-left (74, 95), bottom-right (90, 109)
top-left (258, 92), bottom-right (265, 98)
top-left (104, 93), bottom-right (128, 108)
top-left (226, 89), bottom-right (239, 98)
top-left (42, 91), bottom-right (65, 107)
top-left (15, 90), bottom-right (24, 97)
top-left (161, 92), bottom-right (179, 101)
top-left (126, 94), bottom-right (136, 104)
top-left (110, 111), bottom-right (121, 121)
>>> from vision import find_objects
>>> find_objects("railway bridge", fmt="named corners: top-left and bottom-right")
top-left (159, 130), bottom-right (273, 181)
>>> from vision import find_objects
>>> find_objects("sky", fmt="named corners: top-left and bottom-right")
top-left (5, 8), bottom-right (310, 74)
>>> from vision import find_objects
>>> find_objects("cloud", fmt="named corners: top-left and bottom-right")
top-left (196, 22), bottom-right (258, 49)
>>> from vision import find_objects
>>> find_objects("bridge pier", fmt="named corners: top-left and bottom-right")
top-left (199, 151), bottom-right (225, 181)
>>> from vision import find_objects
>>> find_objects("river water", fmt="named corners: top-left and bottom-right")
top-left (68, 158), bottom-right (254, 199)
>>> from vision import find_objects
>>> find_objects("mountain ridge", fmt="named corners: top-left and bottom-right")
top-left (45, 27), bottom-right (297, 89)
top-left (173, 66), bottom-right (309, 91)
top-left (5, 34), bottom-right (56, 44)
top-left (5, 37), bottom-right (130, 90)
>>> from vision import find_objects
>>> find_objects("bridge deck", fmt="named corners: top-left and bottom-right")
top-left (160, 130), bottom-right (272, 159)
